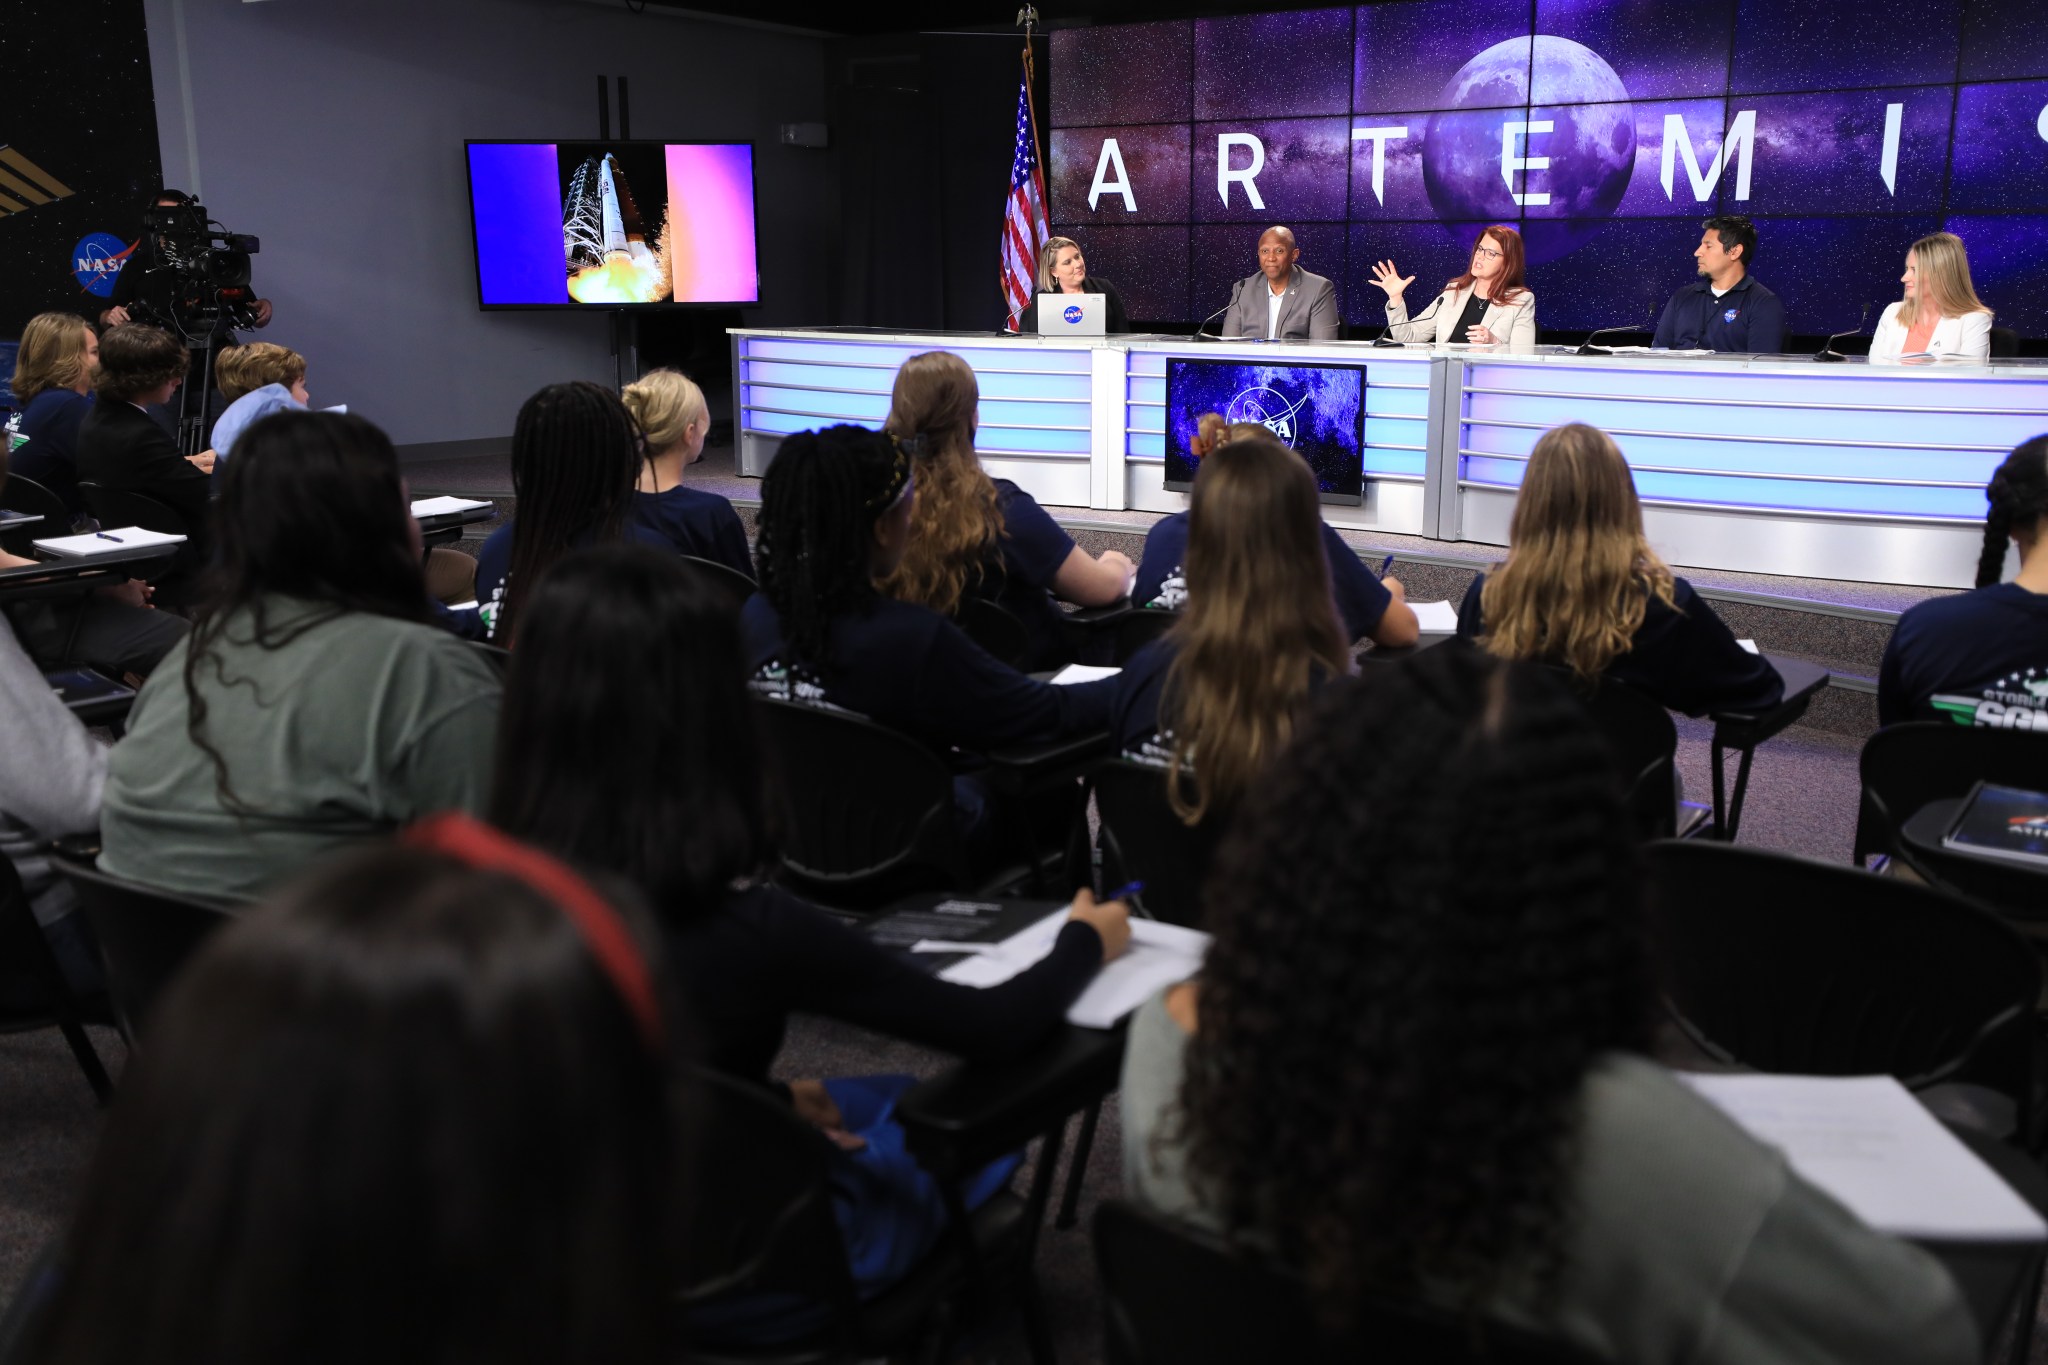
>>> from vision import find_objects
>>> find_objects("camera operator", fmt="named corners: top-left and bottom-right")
top-left (99, 190), bottom-right (272, 333)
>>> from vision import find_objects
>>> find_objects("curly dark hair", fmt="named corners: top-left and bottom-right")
top-left (1976, 435), bottom-right (2048, 589)
top-left (93, 323), bottom-right (189, 404)
top-left (1175, 641), bottom-right (1653, 1322)
top-left (498, 381), bottom-right (644, 644)
top-left (754, 424), bottom-right (909, 671)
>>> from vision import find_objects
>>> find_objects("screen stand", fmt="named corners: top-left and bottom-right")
top-left (610, 309), bottom-right (639, 392)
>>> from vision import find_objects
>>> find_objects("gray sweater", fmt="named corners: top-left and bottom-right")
top-left (1121, 990), bottom-right (1978, 1365)
top-left (0, 618), bottom-right (106, 924)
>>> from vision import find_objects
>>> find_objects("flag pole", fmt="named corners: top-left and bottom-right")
top-left (1017, 5), bottom-right (1048, 212)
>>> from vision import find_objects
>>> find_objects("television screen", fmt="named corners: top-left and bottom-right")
top-left (1165, 358), bottom-right (1366, 505)
top-left (464, 140), bottom-right (758, 308)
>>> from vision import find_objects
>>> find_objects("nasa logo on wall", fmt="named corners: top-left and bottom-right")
top-left (1063, 304), bottom-right (1083, 324)
top-left (1225, 385), bottom-right (1312, 446)
top-left (72, 233), bottom-right (135, 298)
top-left (1723, 307), bottom-right (1739, 322)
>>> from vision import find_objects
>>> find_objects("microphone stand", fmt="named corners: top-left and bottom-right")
top-left (1577, 308), bottom-right (1657, 356)
top-left (1191, 278), bottom-right (1245, 342)
top-left (1814, 302), bottom-right (1872, 363)
top-left (1371, 291), bottom-right (1447, 348)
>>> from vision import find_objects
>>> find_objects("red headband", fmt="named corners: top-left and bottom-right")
top-left (401, 812), bottom-right (661, 1049)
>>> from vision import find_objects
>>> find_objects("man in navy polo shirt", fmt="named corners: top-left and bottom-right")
top-left (1652, 215), bottom-right (1786, 354)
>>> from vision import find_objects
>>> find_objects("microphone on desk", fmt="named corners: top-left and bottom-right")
top-left (1577, 307), bottom-right (1658, 355)
top-left (1000, 295), bottom-right (1034, 334)
top-left (1814, 302), bottom-right (1873, 363)
top-left (1192, 278), bottom-right (1245, 341)
top-left (1370, 291), bottom-right (1448, 348)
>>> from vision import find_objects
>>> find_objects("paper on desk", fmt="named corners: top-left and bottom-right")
top-left (1411, 600), bottom-right (1460, 634)
top-left (1680, 1072), bottom-right (2046, 1242)
top-left (1737, 638), bottom-right (1760, 654)
top-left (410, 495), bottom-right (493, 517)
top-left (1051, 664), bottom-right (1121, 685)
top-left (938, 909), bottom-right (1211, 1028)
top-left (33, 527), bottom-right (186, 556)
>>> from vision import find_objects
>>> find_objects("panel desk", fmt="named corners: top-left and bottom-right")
top-left (732, 328), bottom-right (2048, 589)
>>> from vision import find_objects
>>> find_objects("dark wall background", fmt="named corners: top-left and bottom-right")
top-left (0, 0), bottom-right (164, 336)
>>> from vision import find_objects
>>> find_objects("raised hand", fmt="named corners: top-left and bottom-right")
top-left (1370, 259), bottom-right (1415, 301)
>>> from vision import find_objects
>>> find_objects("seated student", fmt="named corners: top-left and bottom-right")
top-left (881, 351), bottom-right (1132, 670)
top-left (476, 380), bottom-right (672, 643)
top-left (1880, 435), bottom-right (2048, 728)
top-left (619, 367), bottom-right (752, 580)
top-left (74, 324), bottom-right (212, 554)
top-left (7, 311), bottom-right (99, 519)
top-left (206, 341), bottom-right (309, 478)
top-left (1458, 423), bottom-right (1782, 716)
top-left (1122, 647), bottom-right (1977, 1365)
top-left (745, 423), bottom-right (1116, 751)
top-left (1135, 415), bottom-right (1419, 647)
top-left (1113, 430), bottom-right (1355, 826)
top-left (31, 828), bottom-right (689, 1365)
top-left (491, 543), bottom-right (1130, 1306)
top-left (98, 412), bottom-right (501, 903)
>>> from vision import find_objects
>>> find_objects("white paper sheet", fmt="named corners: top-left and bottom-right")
top-left (33, 527), bottom-right (186, 556)
top-left (1737, 638), bottom-right (1760, 654)
top-left (410, 496), bottom-right (493, 518)
top-left (1051, 664), bottom-right (1122, 685)
top-left (1679, 1072), bottom-right (2046, 1242)
top-left (938, 909), bottom-right (1210, 1029)
top-left (1410, 600), bottom-right (1460, 634)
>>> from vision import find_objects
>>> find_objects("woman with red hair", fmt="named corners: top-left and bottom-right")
top-left (1371, 224), bottom-right (1536, 349)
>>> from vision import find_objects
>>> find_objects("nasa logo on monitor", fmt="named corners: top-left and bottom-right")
top-left (71, 233), bottom-right (134, 298)
top-left (1226, 385), bottom-right (1312, 446)
top-left (1063, 304), bottom-right (1083, 325)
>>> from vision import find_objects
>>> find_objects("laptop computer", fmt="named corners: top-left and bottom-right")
top-left (1035, 293), bottom-right (1106, 336)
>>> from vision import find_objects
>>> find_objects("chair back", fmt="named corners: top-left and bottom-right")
top-left (955, 595), bottom-right (1029, 669)
top-left (1094, 1200), bottom-right (1598, 1365)
top-left (1645, 840), bottom-right (2039, 1113)
top-left (0, 472), bottom-right (75, 552)
top-left (677, 555), bottom-right (756, 613)
top-left (1855, 722), bottom-right (2048, 865)
top-left (1989, 326), bottom-right (2020, 359)
top-left (55, 858), bottom-right (236, 1045)
top-left (679, 1068), bottom-right (858, 1345)
top-left (1112, 608), bottom-right (1178, 664)
top-left (755, 698), bottom-right (967, 910)
top-left (74, 483), bottom-right (197, 584)
top-left (1093, 759), bottom-right (1219, 927)
top-left (1548, 667), bottom-right (1679, 840)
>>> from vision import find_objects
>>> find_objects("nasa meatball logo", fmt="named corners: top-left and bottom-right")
top-left (72, 233), bottom-right (135, 298)
top-left (1063, 304), bottom-right (1084, 325)
top-left (1724, 307), bottom-right (1739, 322)
top-left (1226, 385), bottom-right (1313, 446)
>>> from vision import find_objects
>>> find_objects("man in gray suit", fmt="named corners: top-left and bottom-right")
top-left (1219, 226), bottom-right (1340, 340)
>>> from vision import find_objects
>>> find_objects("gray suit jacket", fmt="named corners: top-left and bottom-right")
top-left (1220, 267), bottom-right (1340, 341)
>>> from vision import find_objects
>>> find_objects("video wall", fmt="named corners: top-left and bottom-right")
top-left (1048, 0), bottom-right (2048, 336)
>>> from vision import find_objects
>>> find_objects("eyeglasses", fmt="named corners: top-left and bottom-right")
top-left (1472, 246), bottom-right (1504, 260)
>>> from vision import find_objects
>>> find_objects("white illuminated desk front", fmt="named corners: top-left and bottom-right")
top-left (732, 328), bottom-right (2048, 590)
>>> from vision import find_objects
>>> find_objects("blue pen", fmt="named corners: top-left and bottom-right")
top-left (1377, 554), bottom-right (1394, 577)
top-left (96, 531), bottom-right (123, 542)
top-left (1104, 880), bottom-right (1145, 902)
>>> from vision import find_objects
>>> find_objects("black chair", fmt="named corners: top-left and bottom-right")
top-left (54, 857), bottom-right (236, 1047)
top-left (1547, 666), bottom-right (1695, 842)
top-left (1856, 722), bottom-right (2048, 868)
top-left (680, 1067), bottom-right (1037, 1365)
top-left (755, 698), bottom-right (972, 912)
top-left (0, 856), bottom-right (112, 1103)
top-left (679, 554), bottom-right (757, 612)
top-left (1989, 326), bottom-right (2020, 359)
top-left (1095, 1200), bottom-right (1601, 1365)
top-left (1091, 758), bottom-right (1218, 928)
top-left (1645, 840), bottom-right (2040, 1140)
top-left (0, 471), bottom-right (75, 554)
top-left (954, 596), bottom-right (1029, 669)
top-left (1110, 606), bottom-right (1176, 664)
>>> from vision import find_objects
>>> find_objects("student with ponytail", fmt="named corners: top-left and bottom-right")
top-left (1879, 436), bottom-right (2048, 728)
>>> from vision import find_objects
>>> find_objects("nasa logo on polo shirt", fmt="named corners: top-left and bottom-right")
top-left (1723, 307), bottom-right (1739, 323)
top-left (1063, 304), bottom-right (1083, 325)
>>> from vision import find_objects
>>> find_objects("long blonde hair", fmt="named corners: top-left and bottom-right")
top-left (1035, 236), bottom-right (1081, 293)
top-left (1161, 430), bottom-right (1351, 824)
top-left (1479, 423), bottom-right (1675, 680)
top-left (1899, 231), bottom-right (1991, 328)
top-left (10, 313), bottom-right (93, 406)
top-left (881, 351), bottom-right (1003, 615)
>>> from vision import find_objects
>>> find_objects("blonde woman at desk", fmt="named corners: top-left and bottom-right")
top-left (1870, 232), bottom-right (1993, 363)
top-left (1371, 224), bottom-right (1537, 350)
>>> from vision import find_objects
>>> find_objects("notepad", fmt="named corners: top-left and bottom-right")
top-left (938, 909), bottom-right (1210, 1029)
top-left (410, 496), bottom-right (493, 518)
top-left (1051, 664), bottom-right (1122, 685)
top-left (33, 527), bottom-right (187, 556)
top-left (1680, 1072), bottom-right (2047, 1242)
top-left (1737, 638), bottom-right (1759, 654)
top-left (1411, 600), bottom-right (1460, 634)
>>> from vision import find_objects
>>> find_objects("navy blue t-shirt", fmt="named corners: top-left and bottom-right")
top-left (1111, 638), bottom-right (1176, 754)
top-left (966, 479), bottom-right (1078, 671)
top-left (475, 517), bottom-right (675, 639)
top-left (1879, 583), bottom-right (2048, 730)
top-left (1651, 274), bottom-right (1786, 354)
top-left (740, 591), bottom-right (1114, 755)
top-left (1133, 511), bottom-right (1392, 643)
top-left (629, 484), bottom-right (754, 581)
top-left (10, 389), bottom-right (91, 517)
top-left (1458, 573), bottom-right (1784, 717)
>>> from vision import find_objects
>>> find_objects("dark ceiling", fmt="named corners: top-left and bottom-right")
top-left (631, 0), bottom-right (1345, 37)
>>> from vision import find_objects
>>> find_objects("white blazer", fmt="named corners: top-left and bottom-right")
top-left (1386, 283), bottom-right (1537, 350)
top-left (1869, 302), bottom-right (1993, 362)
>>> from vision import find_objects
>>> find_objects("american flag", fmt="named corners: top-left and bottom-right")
top-left (1000, 56), bottom-right (1049, 332)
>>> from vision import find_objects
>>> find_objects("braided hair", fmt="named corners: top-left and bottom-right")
top-left (1976, 435), bottom-right (2048, 589)
top-left (1174, 642), bottom-right (1652, 1324)
top-left (499, 381), bottom-right (644, 642)
top-left (755, 425), bottom-right (911, 671)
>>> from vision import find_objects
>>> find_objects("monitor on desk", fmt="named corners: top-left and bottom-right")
top-left (1163, 358), bottom-right (1366, 505)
